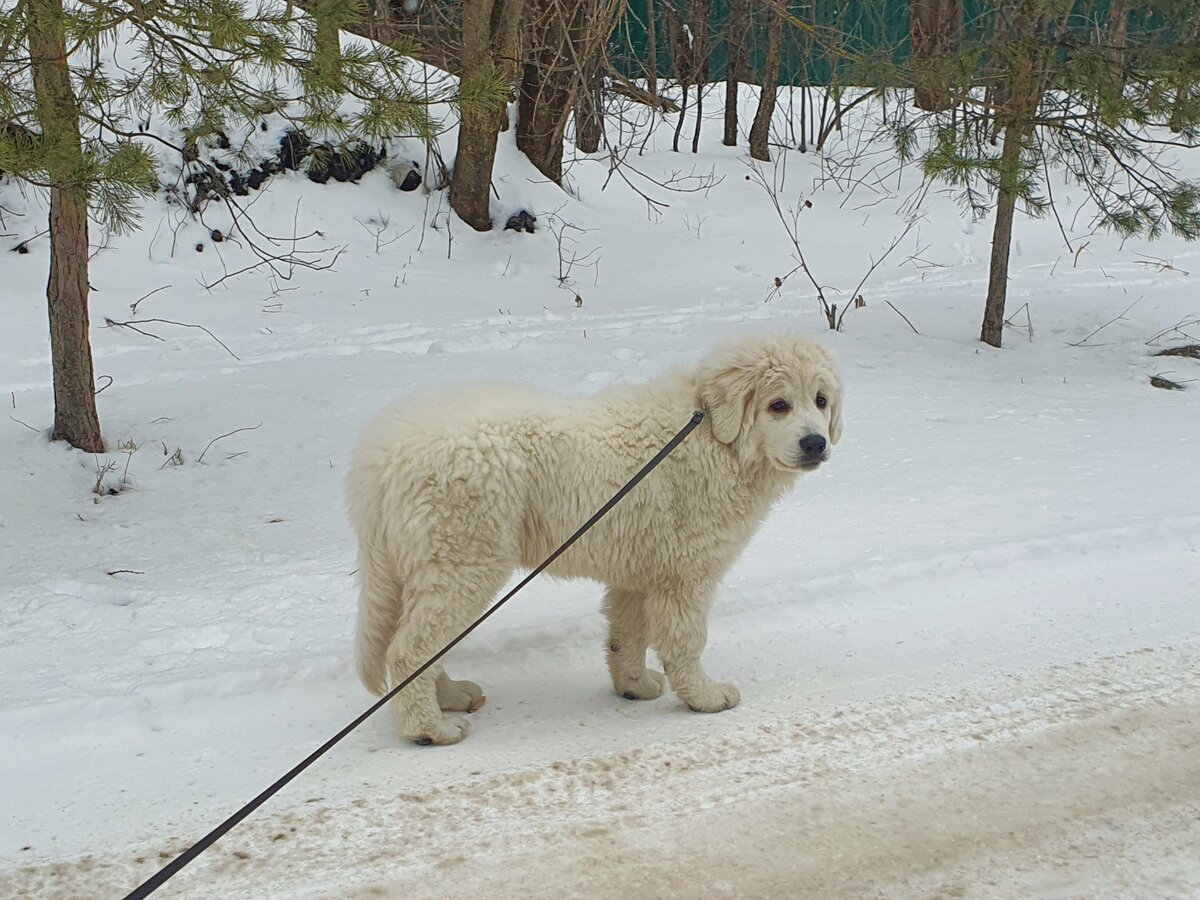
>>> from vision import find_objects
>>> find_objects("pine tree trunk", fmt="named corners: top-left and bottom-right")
top-left (981, 123), bottom-right (1024, 348)
top-left (910, 0), bottom-right (960, 112)
top-left (312, 0), bottom-right (344, 82)
top-left (29, 0), bottom-right (104, 452)
top-left (450, 0), bottom-right (502, 230)
top-left (748, 4), bottom-right (783, 162)
top-left (723, 0), bottom-right (747, 146)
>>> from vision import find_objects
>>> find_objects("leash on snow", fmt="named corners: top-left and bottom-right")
top-left (122, 410), bottom-right (707, 900)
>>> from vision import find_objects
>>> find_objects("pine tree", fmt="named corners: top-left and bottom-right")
top-left (0, 0), bottom-right (442, 450)
top-left (882, 0), bottom-right (1200, 347)
top-left (450, 0), bottom-right (523, 230)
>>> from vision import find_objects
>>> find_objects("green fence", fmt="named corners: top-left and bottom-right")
top-left (607, 1), bottom-right (1148, 87)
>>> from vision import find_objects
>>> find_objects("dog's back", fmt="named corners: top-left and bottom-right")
top-left (347, 382), bottom-right (580, 692)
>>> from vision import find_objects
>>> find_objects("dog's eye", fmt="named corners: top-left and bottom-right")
top-left (815, 394), bottom-right (827, 410)
top-left (768, 399), bottom-right (791, 414)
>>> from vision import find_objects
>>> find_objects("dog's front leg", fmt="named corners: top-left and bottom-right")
top-left (603, 587), bottom-right (666, 700)
top-left (649, 587), bottom-right (740, 713)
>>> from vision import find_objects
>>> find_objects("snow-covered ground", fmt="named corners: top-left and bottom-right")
top-left (2, 86), bottom-right (1199, 899)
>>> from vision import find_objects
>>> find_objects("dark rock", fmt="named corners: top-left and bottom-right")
top-left (307, 141), bottom-right (386, 184)
top-left (390, 160), bottom-right (423, 192)
top-left (278, 130), bottom-right (311, 171)
top-left (504, 210), bottom-right (537, 233)
top-left (228, 171), bottom-right (248, 195)
top-left (247, 165), bottom-right (272, 190)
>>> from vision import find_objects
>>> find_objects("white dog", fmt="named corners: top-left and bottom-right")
top-left (346, 334), bottom-right (843, 744)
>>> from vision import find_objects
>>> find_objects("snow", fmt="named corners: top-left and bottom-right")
top-left (2, 82), bottom-right (1200, 899)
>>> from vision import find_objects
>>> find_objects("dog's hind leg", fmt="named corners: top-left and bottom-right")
top-left (387, 564), bottom-right (508, 745)
top-left (435, 666), bottom-right (486, 712)
top-left (603, 587), bottom-right (665, 701)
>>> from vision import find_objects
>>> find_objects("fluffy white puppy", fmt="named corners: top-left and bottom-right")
top-left (347, 334), bottom-right (843, 744)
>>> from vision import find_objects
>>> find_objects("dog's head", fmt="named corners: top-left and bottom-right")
top-left (697, 335), bottom-right (843, 473)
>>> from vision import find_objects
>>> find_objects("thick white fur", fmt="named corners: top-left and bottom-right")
top-left (346, 334), bottom-right (843, 745)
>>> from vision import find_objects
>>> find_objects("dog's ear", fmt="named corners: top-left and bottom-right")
top-left (698, 356), bottom-right (759, 444)
top-left (828, 390), bottom-right (844, 444)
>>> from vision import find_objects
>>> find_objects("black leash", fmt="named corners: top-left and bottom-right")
top-left (123, 409), bottom-right (706, 900)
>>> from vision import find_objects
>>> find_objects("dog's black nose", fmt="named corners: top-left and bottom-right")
top-left (799, 434), bottom-right (827, 458)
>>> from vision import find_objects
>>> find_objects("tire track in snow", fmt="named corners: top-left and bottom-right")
top-left (4, 645), bottom-right (1197, 899)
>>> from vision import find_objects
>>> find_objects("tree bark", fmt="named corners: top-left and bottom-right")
top-left (492, 0), bottom-right (524, 133)
top-left (748, 3), bottom-right (783, 162)
top-left (517, 52), bottom-right (576, 182)
top-left (645, 0), bottom-right (658, 97)
top-left (689, 0), bottom-right (708, 153)
top-left (517, 0), bottom-right (619, 181)
top-left (1104, 0), bottom-right (1130, 71)
top-left (451, 0), bottom-right (525, 229)
top-left (575, 62), bottom-right (604, 152)
top-left (29, 0), bottom-right (104, 452)
top-left (723, 0), bottom-right (748, 146)
top-left (980, 0), bottom-right (1060, 347)
top-left (662, 0), bottom-right (689, 152)
top-left (909, 0), bottom-right (960, 112)
top-left (981, 123), bottom-right (1024, 348)
top-left (450, 0), bottom-right (501, 229)
top-left (367, 0), bottom-right (390, 41)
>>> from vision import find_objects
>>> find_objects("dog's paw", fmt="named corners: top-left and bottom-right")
top-left (617, 668), bottom-right (666, 701)
top-left (411, 714), bottom-right (470, 746)
top-left (437, 677), bottom-right (486, 713)
top-left (684, 682), bottom-right (740, 713)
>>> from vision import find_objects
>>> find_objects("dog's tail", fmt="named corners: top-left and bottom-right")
top-left (354, 549), bottom-right (401, 696)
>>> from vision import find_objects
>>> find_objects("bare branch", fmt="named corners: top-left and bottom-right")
top-left (104, 317), bottom-right (240, 360)
top-left (1069, 296), bottom-right (1142, 347)
top-left (886, 300), bottom-right (920, 335)
top-left (198, 423), bottom-right (262, 464)
top-left (130, 284), bottom-right (172, 315)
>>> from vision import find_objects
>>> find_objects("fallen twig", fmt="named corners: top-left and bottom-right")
top-left (1069, 296), bottom-right (1141, 347)
top-left (1133, 252), bottom-right (1189, 276)
top-left (9, 415), bottom-right (38, 432)
top-left (1145, 316), bottom-right (1200, 346)
top-left (104, 317), bottom-right (239, 360)
top-left (198, 423), bottom-right (262, 464)
top-left (130, 285), bottom-right (172, 315)
top-left (1004, 302), bottom-right (1034, 343)
top-left (885, 300), bottom-right (920, 335)
top-left (1153, 344), bottom-right (1200, 359)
